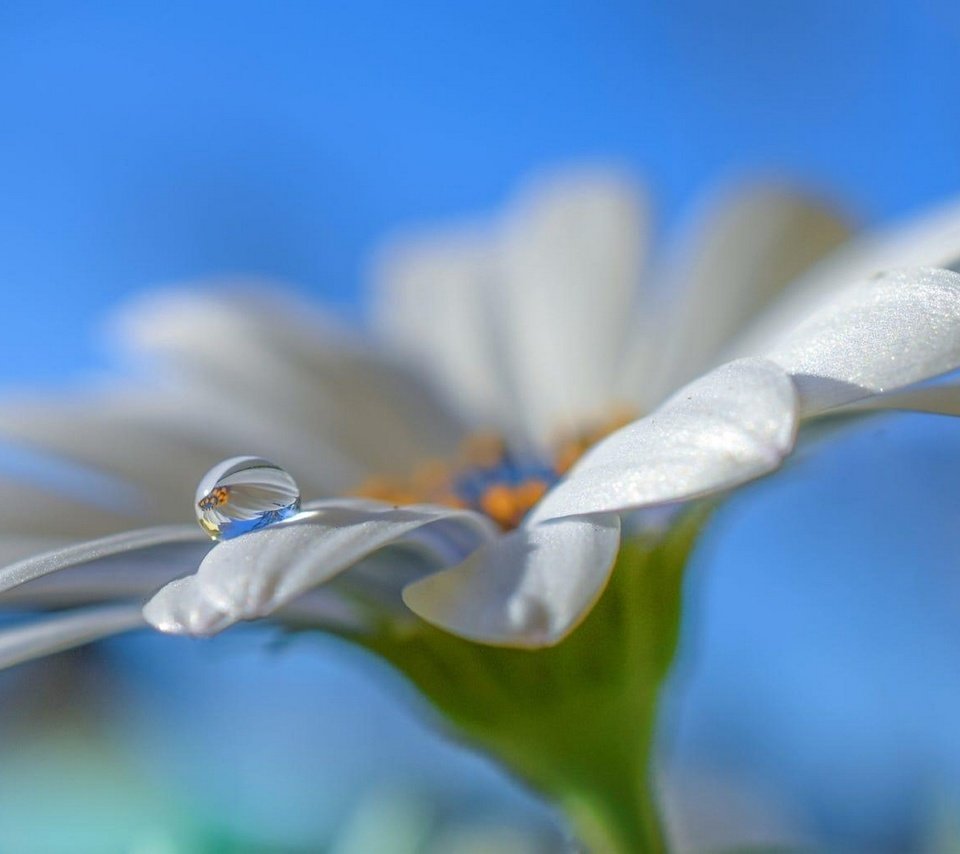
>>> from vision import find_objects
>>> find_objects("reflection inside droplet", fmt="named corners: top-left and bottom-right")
top-left (195, 456), bottom-right (301, 540)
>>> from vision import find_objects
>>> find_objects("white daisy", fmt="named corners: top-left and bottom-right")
top-left (1, 168), bottom-right (960, 665)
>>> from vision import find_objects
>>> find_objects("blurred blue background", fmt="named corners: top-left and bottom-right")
top-left (2, 1), bottom-right (960, 850)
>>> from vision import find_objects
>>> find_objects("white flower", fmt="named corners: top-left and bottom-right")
top-left (2, 168), bottom-right (960, 664)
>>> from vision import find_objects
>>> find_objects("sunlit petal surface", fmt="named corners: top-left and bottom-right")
top-left (764, 267), bottom-right (960, 415)
top-left (532, 358), bottom-right (797, 519)
top-left (645, 185), bottom-right (849, 400)
top-left (731, 197), bottom-right (960, 357)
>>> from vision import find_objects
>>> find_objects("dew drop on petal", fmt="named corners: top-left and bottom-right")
top-left (195, 456), bottom-right (301, 540)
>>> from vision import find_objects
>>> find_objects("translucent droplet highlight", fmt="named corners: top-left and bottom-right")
top-left (195, 456), bottom-right (300, 540)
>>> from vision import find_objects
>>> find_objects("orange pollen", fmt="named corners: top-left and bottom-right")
top-left (479, 479), bottom-right (550, 529)
top-left (198, 485), bottom-right (230, 511)
top-left (350, 409), bottom-right (635, 530)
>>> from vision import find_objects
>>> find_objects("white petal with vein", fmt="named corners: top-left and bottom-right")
top-left (764, 267), bottom-right (960, 414)
top-left (0, 392), bottom-right (277, 526)
top-left (531, 358), bottom-right (798, 520)
top-left (498, 169), bottom-right (648, 444)
top-left (403, 514), bottom-right (620, 648)
top-left (374, 169), bottom-right (648, 445)
top-left (0, 603), bottom-right (145, 670)
top-left (646, 186), bottom-right (849, 401)
top-left (847, 382), bottom-right (960, 416)
top-left (731, 195), bottom-right (960, 356)
top-left (143, 500), bottom-right (497, 636)
top-left (0, 525), bottom-right (210, 597)
top-left (115, 288), bottom-right (465, 478)
top-left (372, 229), bottom-right (507, 429)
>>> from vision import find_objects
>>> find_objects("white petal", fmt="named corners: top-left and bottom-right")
top-left (371, 227), bottom-right (508, 429)
top-left (0, 537), bottom-right (71, 568)
top-left (764, 267), bottom-right (960, 414)
top-left (0, 525), bottom-right (210, 599)
top-left (147, 574), bottom-right (368, 637)
top-left (497, 169), bottom-right (649, 443)
top-left (373, 168), bottom-right (648, 445)
top-left (0, 390), bottom-right (297, 530)
top-left (402, 514), bottom-right (620, 648)
top-left (0, 380), bottom-right (392, 544)
top-left (143, 499), bottom-right (498, 636)
top-left (531, 358), bottom-right (798, 520)
top-left (0, 481), bottom-right (148, 541)
top-left (0, 603), bottom-right (145, 670)
top-left (731, 195), bottom-right (960, 357)
top-left (114, 287), bottom-right (466, 478)
top-left (0, 546), bottom-right (215, 609)
top-left (642, 185), bottom-right (849, 402)
top-left (843, 381), bottom-right (960, 416)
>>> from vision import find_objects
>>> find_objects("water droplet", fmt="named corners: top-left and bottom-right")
top-left (195, 456), bottom-right (300, 540)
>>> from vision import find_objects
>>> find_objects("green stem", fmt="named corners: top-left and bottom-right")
top-left (339, 509), bottom-right (708, 853)
top-left (532, 685), bottom-right (667, 852)
top-left (564, 785), bottom-right (665, 854)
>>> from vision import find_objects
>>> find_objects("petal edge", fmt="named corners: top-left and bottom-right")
top-left (532, 358), bottom-right (798, 520)
top-left (403, 514), bottom-right (621, 648)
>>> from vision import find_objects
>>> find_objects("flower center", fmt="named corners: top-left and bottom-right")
top-left (352, 409), bottom-right (634, 530)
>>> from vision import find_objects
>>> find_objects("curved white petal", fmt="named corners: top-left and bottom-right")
top-left (531, 358), bottom-right (798, 520)
top-left (0, 603), bottom-right (145, 670)
top-left (641, 185), bottom-right (849, 402)
top-left (372, 227), bottom-right (508, 429)
top-left (731, 195), bottom-right (960, 356)
top-left (0, 537), bottom-right (72, 568)
top-left (0, 547), bottom-right (215, 609)
top-left (764, 267), bottom-right (960, 415)
top-left (114, 287), bottom-right (466, 478)
top-left (402, 514), bottom-right (620, 648)
top-left (0, 481), bottom-right (150, 541)
top-left (0, 390), bottom-right (317, 532)
top-left (842, 381), bottom-right (960, 416)
top-left (497, 169), bottom-right (649, 443)
top-left (373, 168), bottom-right (648, 445)
top-left (143, 499), bottom-right (498, 636)
top-left (0, 524), bottom-right (210, 598)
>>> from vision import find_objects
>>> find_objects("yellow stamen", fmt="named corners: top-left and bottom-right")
top-left (198, 485), bottom-right (230, 511)
top-left (351, 410), bottom-right (636, 529)
top-left (514, 478), bottom-right (549, 509)
top-left (479, 484), bottom-right (519, 529)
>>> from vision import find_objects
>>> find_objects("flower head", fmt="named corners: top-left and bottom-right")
top-left (2, 168), bottom-right (960, 663)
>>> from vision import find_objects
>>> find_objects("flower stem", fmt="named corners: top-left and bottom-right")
top-left (563, 706), bottom-right (667, 852)
top-left (348, 509), bottom-right (707, 852)
top-left (564, 785), bottom-right (665, 854)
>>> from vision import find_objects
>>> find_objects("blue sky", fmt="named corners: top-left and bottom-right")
top-left (1, 1), bottom-right (958, 384)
